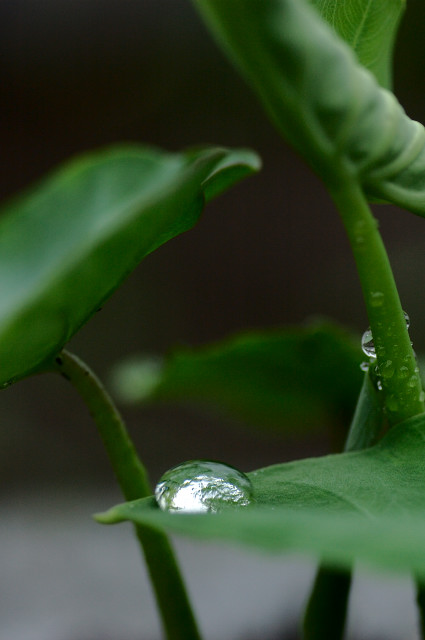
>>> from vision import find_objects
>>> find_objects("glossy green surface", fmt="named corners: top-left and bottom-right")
top-left (0, 145), bottom-right (259, 386)
top-left (98, 413), bottom-right (425, 577)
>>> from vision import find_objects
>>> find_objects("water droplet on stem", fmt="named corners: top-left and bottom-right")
top-left (361, 311), bottom-right (411, 360)
top-left (361, 329), bottom-right (375, 359)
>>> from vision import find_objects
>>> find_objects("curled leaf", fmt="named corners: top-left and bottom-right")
top-left (194, 0), bottom-right (425, 215)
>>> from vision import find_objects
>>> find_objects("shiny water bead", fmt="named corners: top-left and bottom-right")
top-left (361, 329), bottom-right (375, 359)
top-left (361, 311), bottom-right (411, 360)
top-left (404, 311), bottom-right (411, 329)
top-left (155, 460), bottom-right (255, 514)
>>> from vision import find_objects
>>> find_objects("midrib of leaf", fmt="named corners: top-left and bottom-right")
top-left (350, 0), bottom-right (373, 55)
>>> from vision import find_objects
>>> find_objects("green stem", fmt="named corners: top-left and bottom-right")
top-left (303, 566), bottom-right (351, 640)
top-left (330, 178), bottom-right (424, 426)
top-left (416, 582), bottom-right (425, 639)
top-left (344, 370), bottom-right (386, 452)
top-left (52, 350), bottom-right (202, 640)
top-left (303, 369), bottom-right (384, 639)
top-left (304, 177), bottom-right (424, 639)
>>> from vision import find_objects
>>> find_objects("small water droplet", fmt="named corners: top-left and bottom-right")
top-left (386, 395), bottom-right (399, 412)
top-left (361, 329), bottom-right (376, 358)
top-left (404, 311), bottom-right (411, 329)
top-left (398, 366), bottom-right (409, 379)
top-left (377, 379), bottom-right (383, 391)
top-left (361, 311), bottom-right (411, 361)
top-left (380, 360), bottom-right (395, 379)
top-left (155, 460), bottom-right (255, 514)
top-left (408, 375), bottom-right (418, 388)
top-left (370, 292), bottom-right (384, 307)
top-left (360, 361), bottom-right (370, 372)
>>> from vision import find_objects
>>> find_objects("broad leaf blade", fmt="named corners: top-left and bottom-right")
top-left (310, 0), bottom-right (404, 89)
top-left (194, 0), bottom-right (425, 216)
top-left (0, 145), bottom-right (260, 386)
top-left (98, 414), bottom-right (425, 578)
top-left (113, 323), bottom-right (363, 433)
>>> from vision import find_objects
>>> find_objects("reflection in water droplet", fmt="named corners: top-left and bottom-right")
top-left (155, 460), bottom-right (255, 514)
top-left (361, 311), bottom-right (411, 361)
top-left (361, 329), bottom-right (375, 359)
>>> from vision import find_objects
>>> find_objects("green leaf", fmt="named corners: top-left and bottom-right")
top-left (97, 413), bottom-right (425, 578)
top-left (309, 0), bottom-right (404, 89)
top-left (112, 322), bottom-right (363, 433)
top-left (194, 0), bottom-right (425, 216)
top-left (0, 145), bottom-right (260, 387)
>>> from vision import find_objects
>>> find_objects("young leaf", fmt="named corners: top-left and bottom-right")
top-left (194, 0), bottom-right (425, 216)
top-left (112, 322), bottom-right (363, 433)
top-left (0, 145), bottom-right (260, 387)
top-left (309, 0), bottom-right (405, 89)
top-left (97, 413), bottom-right (425, 578)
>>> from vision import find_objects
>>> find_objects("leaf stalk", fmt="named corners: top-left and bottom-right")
top-left (330, 178), bottom-right (424, 425)
top-left (52, 350), bottom-right (202, 640)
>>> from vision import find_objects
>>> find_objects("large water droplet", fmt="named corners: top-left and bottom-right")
top-left (155, 460), bottom-right (255, 514)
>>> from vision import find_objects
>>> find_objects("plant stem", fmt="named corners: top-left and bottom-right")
top-left (304, 176), bottom-right (424, 639)
top-left (344, 370), bottom-right (385, 452)
top-left (416, 582), bottom-right (425, 639)
top-left (52, 350), bottom-right (202, 640)
top-left (330, 178), bottom-right (424, 426)
top-left (303, 369), bottom-right (383, 639)
top-left (303, 565), bottom-right (351, 640)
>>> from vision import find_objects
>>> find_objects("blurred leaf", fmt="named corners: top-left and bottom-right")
top-left (310, 0), bottom-right (404, 88)
top-left (0, 145), bottom-right (260, 387)
top-left (194, 0), bottom-right (425, 216)
top-left (97, 413), bottom-right (425, 578)
top-left (113, 322), bottom-right (364, 432)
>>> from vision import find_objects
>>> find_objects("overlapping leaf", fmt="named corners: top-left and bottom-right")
top-left (98, 413), bottom-right (425, 578)
top-left (0, 145), bottom-right (260, 386)
top-left (194, 0), bottom-right (425, 215)
top-left (310, 0), bottom-right (404, 88)
top-left (112, 322), bottom-right (363, 432)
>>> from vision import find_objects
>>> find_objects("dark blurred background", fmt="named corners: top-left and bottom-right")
top-left (1, 3), bottom-right (425, 639)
